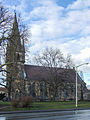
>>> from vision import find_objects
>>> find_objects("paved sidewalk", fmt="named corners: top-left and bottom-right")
top-left (0, 106), bottom-right (9, 110)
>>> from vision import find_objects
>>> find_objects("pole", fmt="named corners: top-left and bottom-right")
top-left (75, 62), bottom-right (89, 108)
top-left (76, 67), bottom-right (77, 107)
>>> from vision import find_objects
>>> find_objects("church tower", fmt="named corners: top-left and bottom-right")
top-left (6, 12), bottom-right (25, 99)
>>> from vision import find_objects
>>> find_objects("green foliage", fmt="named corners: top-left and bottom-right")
top-left (0, 93), bottom-right (5, 100)
top-left (1, 101), bottom-right (90, 111)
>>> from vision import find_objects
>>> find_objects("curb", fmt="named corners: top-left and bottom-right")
top-left (0, 108), bottom-right (90, 115)
top-left (0, 106), bottom-right (8, 110)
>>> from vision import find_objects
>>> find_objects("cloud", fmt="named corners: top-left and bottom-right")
top-left (67, 0), bottom-right (90, 10)
top-left (29, 0), bottom-right (90, 57)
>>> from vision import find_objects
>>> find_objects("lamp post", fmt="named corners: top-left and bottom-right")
top-left (75, 63), bottom-right (89, 108)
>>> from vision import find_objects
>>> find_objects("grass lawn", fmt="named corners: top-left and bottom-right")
top-left (0, 101), bottom-right (10, 106)
top-left (1, 101), bottom-right (90, 111)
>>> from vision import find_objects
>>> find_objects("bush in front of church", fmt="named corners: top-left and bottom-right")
top-left (11, 96), bottom-right (34, 108)
top-left (11, 99), bottom-right (20, 108)
top-left (20, 96), bottom-right (33, 108)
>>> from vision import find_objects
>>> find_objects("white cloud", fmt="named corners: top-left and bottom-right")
top-left (29, 1), bottom-right (90, 47)
top-left (74, 47), bottom-right (90, 62)
top-left (30, 0), bottom-right (64, 20)
top-left (67, 0), bottom-right (90, 10)
top-left (29, 0), bottom-right (90, 57)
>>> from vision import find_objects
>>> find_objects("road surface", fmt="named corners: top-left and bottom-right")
top-left (0, 109), bottom-right (90, 120)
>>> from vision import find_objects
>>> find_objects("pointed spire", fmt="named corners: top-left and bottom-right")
top-left (11, 12), bottom-right (21, 51)
top-left (12, 12), bottom-right (19, 35)
top-left (14, 5), bottom-right (17, 27)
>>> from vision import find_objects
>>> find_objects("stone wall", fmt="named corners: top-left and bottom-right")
top-left (25, 80), bottom-right (86, 101)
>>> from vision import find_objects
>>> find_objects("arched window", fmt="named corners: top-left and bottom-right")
top-left (17, 53), bottom-right (20, 61)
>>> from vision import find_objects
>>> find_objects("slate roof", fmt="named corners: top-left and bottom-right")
top-left (24, 65), bottom-right (84, 84)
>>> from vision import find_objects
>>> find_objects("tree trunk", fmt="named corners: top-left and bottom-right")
top-left (8, 88), bottom-right (11, 101)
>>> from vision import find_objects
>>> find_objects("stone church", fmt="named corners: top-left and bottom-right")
top-left (6, 13), bottom-right (89, 101)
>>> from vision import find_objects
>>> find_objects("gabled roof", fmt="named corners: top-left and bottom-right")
top-left (24, 64), bottom-right (84, 84)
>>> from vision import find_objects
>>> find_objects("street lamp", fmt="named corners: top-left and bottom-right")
top-left (75, 63), bottom-right (89, 108)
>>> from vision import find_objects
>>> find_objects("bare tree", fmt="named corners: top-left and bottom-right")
top-left (0, 3), bottom-right (12, 96)
top-left (0, 3), bottom-right (12, 98)
top-left (0, 3), bottom-right (12, 43)
top-left (34, 47), bottom-right (72, 101)
top-left (0, 3), bottom-right (12, 68)
top-left (65, 54), bottom-right (74, 69)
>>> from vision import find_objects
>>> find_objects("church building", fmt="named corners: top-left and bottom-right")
top-left (6, 13), bottom-right (89, 101)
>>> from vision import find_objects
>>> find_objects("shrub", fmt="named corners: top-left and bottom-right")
top-left (11, 96), bottom-right (33, 108)
top-left (20, 96), bottom-right (33, 108)
top-left (11, 99), bottom-right (20, 108)
top-left (0, 93), bottom-right (6, 100)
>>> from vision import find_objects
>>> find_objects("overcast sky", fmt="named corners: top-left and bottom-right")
top-left (1, 0), bottom-right (90, 86)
